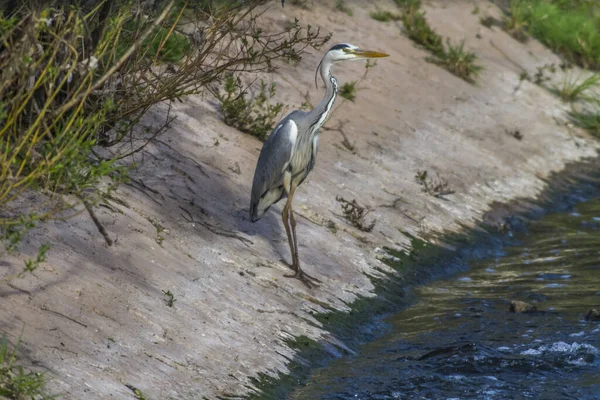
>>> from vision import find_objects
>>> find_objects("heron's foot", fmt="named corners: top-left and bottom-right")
top-left (284, 268), bottom-right (321, 289)
top-left (279, 258), bottom-right (294, 271)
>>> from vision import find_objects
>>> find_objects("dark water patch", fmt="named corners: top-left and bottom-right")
top-left (245, 157), bottom-right (600, 400)
top-left (291, 180), bottom-right (600, 399)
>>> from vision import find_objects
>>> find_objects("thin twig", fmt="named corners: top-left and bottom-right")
top-left (178, 205), bottom-right (253, 247)
top-left (322, 120), bottom-right (356, 153)
top-left (77, 194), bottom-right (113, 246)
top-left (41, 305), bottom-right (88, 328)
top-left (152, 139), bottom-right (209, 177)
top-left (489, 39), bottom-right (527, 73)
top-left (122, 182), bottom-right (163, 205)
top-left (128, 178), bottom-right (162, 196)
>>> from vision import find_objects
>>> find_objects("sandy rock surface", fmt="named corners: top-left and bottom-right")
top-left (1, 1), bottom-right (599, 399)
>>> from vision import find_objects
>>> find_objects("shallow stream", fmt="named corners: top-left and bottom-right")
top-left (291, 196), bottom-right (600, 399)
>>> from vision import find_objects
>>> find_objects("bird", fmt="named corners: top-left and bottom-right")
top-left (249, 43), bottom-right (389, 288)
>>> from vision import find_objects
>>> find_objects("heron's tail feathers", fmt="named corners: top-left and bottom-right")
top-left (249, 187), bottom-right (285, 222)
top-left (249, 202), bottom-right (263, 222)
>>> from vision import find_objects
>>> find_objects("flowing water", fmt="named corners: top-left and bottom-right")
top-left (292, 197), bottom-right (600, 400)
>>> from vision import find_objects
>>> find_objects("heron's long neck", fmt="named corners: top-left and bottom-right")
top-left (307, 59), bottom-right (338, 135)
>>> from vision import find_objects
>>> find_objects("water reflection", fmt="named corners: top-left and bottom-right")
top-left (292, 197), bottom-right (600, 399)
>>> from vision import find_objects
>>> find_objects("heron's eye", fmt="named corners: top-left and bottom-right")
top-left (342, 47), bottom-right (353, 54)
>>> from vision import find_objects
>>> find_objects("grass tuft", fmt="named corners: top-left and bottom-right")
top-left (0, 333), bottom-right (53, 399)
top-left (429, 40), bottom-right (484, 83)
top-left (335, 0), bottom-right (353, 16)
top-left (288, 0), bottom-right (310, 9)
top-left (551, 73), bottom-right (600, 102)
top-left (401, 2), bottom-right (444, 55)
top-left (569, 108), bottom-right (600, 138)
top-left (400, 1), bottom-right (482, 82)
top-left (503, 1), bottom-right (529, 42)
top-left (370, 10), bottom-right (401, 22)
top-left (480, 16), bottom-right (498, 28)
top-left (339, 81), bottom-right (358, 102)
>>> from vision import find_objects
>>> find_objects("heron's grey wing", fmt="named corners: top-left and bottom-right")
top-left (296, 133), bottom-right (319, 187)
top-left (250, 118), bottom-right (298, 221)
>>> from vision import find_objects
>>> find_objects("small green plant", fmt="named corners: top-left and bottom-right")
top-left (480, 16), bottom-right (497, 28)
top-left (22, 244), bottom-right (51, 277)
top-left (162, 290), bottom-right (176, 307)
top-left (569, 108), bottom-right (600, 138)
top-left (551, 73), bottom-right (600, 102)
top-left (339, 81), bottom-right (358, 102)
top-left (429, 40), bottom-right (483, 82)
top-left (401, 3), bottom-right (444, 55)
top-left (393, 0), bottom-right (421, 8)
top-left (503, 1), bottom-right (529, 42)
top-left (126, 384), bottom-right (148, 400)
top-left (289, 0), bottom-right (310, 9)
top-left (533, 63), bottom-right (557, 85)
top-left (519, 71), bottom-right (530, 82)
top-left (394, 0), bottom-right (485, 82)
top-left (370, 10), bottom-right (401, 22)
top-left (400, 1), bottom-right (482, 83)
top-left (145, 216), bottom-right (166, 246)
top-left (335, 0), bottom-right (353, 16)
top-left (415, 170), bottom-right (455, 198)
top-left (0, 333), bottom-right (52, 399)
top-left (215, 76), bottom-right (287, 141)
top-left (116, 14), bottom-right (192, 63)
top-left (1, 216), bottom-right (37, 253)
top-left (335, 197), bottom-right (376, 232)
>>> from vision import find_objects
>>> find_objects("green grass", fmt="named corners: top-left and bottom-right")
top-left (508, 0), bottom-right (600, 141)
top-left (393, 0), bottom-right (421, 8)
top-left (504, 0), bottom-right (530, 42)
top-left (401, 2), bottom-right (444, 55)
top-left (288, 0), bottom-right (310, 9)
top-left (480, 16), bottom-right (497, 28)
top-left (434, 40), bottom-right (484, 83)
top-left (510, 0), bottom-right (600, 69)
top-left (144, 27), bottom-right (191, 63)
top-left (116, 19), bottom-right (191, 63)
top-left (570, 111), bottom-right (600, 137)
top-left (339, 81), bottom-right (357, 102)
top-left (335, 0), bottom-right (353, 16)
top-left (551, 73), bottom-right (600, 102)
top-left (0, 334), bottom-right (53, 399)
top-left (399, 1), bottom-right (482, 82)
top-left (370, 10), bottom-right (401, 22)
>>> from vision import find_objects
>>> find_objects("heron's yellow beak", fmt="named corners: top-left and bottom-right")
top-left (352, 49), bottom-right (390, 58)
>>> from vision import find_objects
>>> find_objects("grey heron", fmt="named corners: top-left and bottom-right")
top-left (249, 43), bottom-right (389, 287)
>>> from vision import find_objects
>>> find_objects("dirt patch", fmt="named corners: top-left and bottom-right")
top-left (1, 0), bottom-right (599, 399)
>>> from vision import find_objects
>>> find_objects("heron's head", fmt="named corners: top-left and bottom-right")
top-left (325, 43), bottom-right (389, 62)
top-left (315, 43), bottom-right (389, 88)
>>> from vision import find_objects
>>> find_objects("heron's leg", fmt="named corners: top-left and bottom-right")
top-left (286, 184), bottom-right (300, 270)
top-left (281, 190), bottom-right (297, 274)
top-left (283, 183), bottom-right (321, 287)
top-left (280, 171), bottom-right (300, 273)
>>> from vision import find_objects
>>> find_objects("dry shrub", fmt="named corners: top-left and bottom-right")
top-left (0, 0), bottom-right (330, 253)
